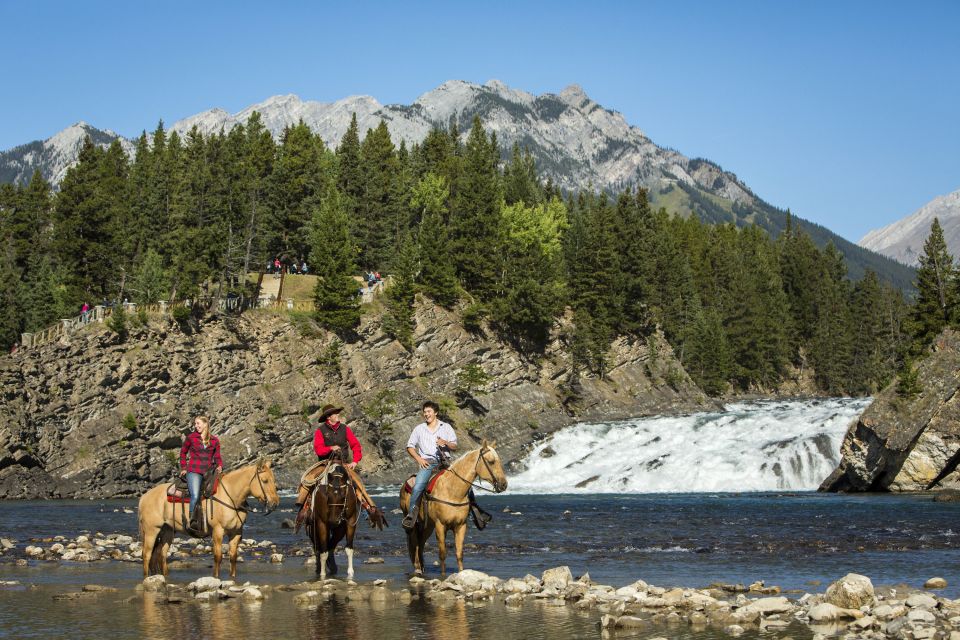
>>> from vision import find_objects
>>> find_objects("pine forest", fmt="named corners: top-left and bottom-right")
top-left (2, 112), bottom-right (946, 398)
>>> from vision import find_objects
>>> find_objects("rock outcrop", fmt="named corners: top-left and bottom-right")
top-left (0, 299), bottom-right (713, 498)
top-left (820, 329), bottom-right (960, 492)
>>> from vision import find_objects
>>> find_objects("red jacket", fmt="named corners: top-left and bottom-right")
top-left (314, 421), bottom-right (362, 462)
top-left (180, 431), bottom-right (223, 474)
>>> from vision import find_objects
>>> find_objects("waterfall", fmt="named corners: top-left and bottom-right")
top-left (507, 398), bottom-right (870, 493)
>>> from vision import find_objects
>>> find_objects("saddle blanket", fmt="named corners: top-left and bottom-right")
top-left (166, 477), bottom-right (219, 503)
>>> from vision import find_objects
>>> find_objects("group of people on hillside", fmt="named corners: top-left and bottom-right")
top-left (266, 257), bottom-right (309, 277)
top-left (177, 400), bottom-right (489, 535)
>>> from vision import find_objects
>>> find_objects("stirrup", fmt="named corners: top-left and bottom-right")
top-left (402, 509), bottom-right (417, 531)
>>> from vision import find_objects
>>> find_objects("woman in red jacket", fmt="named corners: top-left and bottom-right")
top-left (179, 416), bottom-right (223, 523)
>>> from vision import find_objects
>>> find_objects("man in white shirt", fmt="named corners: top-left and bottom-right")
top-left (401, 400), bottom-right (492, 530)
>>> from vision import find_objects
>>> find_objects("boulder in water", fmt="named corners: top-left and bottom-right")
top-left (824, 573), bottom-right (875, 609)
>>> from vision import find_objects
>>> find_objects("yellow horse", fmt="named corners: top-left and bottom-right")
top-left (138, 458), bottom-right (280, 578)
top-left (399, 441), bottom-right (508, 576)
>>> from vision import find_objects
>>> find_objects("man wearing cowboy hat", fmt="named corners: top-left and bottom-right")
top-left (294, 404), bottom-right (385, 529)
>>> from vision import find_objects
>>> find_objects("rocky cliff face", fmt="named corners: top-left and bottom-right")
top-left (820, 330), bottom-right (960, 492)
top-left (0, 300), bottom-right (713, 499)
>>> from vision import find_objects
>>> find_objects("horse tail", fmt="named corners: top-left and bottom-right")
top-left (147, 526), bottom-right (172, 575)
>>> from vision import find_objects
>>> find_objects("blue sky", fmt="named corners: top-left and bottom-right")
top-left (2, 0), bottom-right (958, 242)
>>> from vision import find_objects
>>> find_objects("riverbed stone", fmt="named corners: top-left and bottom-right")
top-left (739, 596), bottom-right (793, 616)
top-left (907, 609), bottom-right (936, 624)
top-left (541, 566), bottom-right (573, 590)
top-left (824, 574), bottom-right (876, 609)
top-left (924, 577), bottom-right (948, 590)
top-left (189, 576), bottom-right (222, 592)
top-left (906, 593), bottom-right (938, 608)
top-left (874, 604), bottom-right (908, 620)
top-left (725, 624), bottom-right (745, 635)
top-left (141, 575), bottom-right (166, 593)
top-left (808, 602), bottom-right (865, 621)
top-left (0, 538), bottom-right (15, 550)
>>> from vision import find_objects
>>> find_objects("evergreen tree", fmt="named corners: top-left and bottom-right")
top-left (809, 244), bottom-right (853, 393)
top-left (568, 193), bottom-right (621, 375)
top-left (269, 120), bottom-right (332, 263)
top-left (336, 112), bottom-right (363, 204)
top-left (913, 217), bottom-right (955, 349)
top-left (0, 241), bottom-right (24, 350)
top-left (503, 143), bottom-right (543, 205)
top-left (357, 121), bottom-right (403, 269)
top-left (240, 113), bottom-right (276, 277)
top-left (685, 307), bottom-right (733, 395)
top-left (308, 186), bottom-right (360, 334)
top-left (8, 171), bottom-right (53, 271)
top-left (449, 117), bottom-right (502, 299)
top-left (52, 137), bottom-right (112, 305)
top-left (491, 197), bottom-right (568, 350)
top-left (616, 187), bottom-right (657, 333)
top-left (411, 173), bottom-right (458, 306)
top-left (382, 231), bottom-right (419, 349)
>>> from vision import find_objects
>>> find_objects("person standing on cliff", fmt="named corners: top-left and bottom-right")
top-left (179, 416), bottom-right (223, 532)
top-left (402, 400), bottom-right (492, 530)
top-left (294, 405), bottom-right (381, 528)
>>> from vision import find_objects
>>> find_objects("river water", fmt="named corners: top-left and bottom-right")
top-left (2, 399), bottom-right (958, 638)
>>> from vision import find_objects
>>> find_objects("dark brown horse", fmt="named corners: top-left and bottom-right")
top-left (306, 461), bottom-right (362, 579)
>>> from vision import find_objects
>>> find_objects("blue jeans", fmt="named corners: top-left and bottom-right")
top-left (186, 472), bottom-right (202, 516)
top-left (409, 461), bottom-right (438, 511)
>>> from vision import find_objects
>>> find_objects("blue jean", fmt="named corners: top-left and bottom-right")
top-left (186, 472), bottom-right (202, 516)
top-left (409, 461), bottom-right (438, 511)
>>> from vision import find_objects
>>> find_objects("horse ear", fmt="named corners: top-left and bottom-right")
top-left (257, 457), bottom-right (271, 470)
top-left (489, 440), bottom-right (497, 449)
top-left (481, 438), bottom-right (488, 448)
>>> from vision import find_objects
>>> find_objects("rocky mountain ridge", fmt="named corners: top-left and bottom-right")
top-left (0, 300), bottom-right (713, 499)
top-left (0, 79), bottom-right (917, 290)
top-left (859, 188), bottom-right (960, 266)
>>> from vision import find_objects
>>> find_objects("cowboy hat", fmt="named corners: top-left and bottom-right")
top-left (318, 404), bottom-right (344, 422)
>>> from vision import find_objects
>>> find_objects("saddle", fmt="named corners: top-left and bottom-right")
top-left (166, 469), bottom-right (220, 503)
top-left (402, 468), bottom-right (446, 497)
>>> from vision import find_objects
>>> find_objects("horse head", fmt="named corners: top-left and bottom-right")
top-left (252, 458), bottom-right (281, 513)
top-left (477, 439), bottom-right (508, 493)
top-left (322, 463), bottom-right (352, 523)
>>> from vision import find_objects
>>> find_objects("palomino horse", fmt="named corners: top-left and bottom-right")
top-left (138, 458), bottom-right (280, 578)
top-left (306, 461), bottom-right (360, 580)
top-left (399, 440), bottom-right (508, 575)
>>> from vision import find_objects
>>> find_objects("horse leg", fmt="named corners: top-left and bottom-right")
top-left (159, 527), bottom-right (173, 577)
top-left (212, 526), bottom-right (225, 578)
top-left (317, 521), bottom-right (328, 580)
top-left (406, 529), bottom-right (421, 575)
top-left (141, 524), bottom-right (156, 577)
top-left (434, 522), bottom-right (448, 577)
top-left (327, 526), bottom-right (343, 576)
top-left (346, 521), bottom-right (356, 580)
top-left (227, 532), bottom-right (242, 579)
top-left (454, 523), bottom-right (467, 572)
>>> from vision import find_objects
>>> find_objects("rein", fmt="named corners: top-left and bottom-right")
top-left (444, 447), bottom-right (502, 494)
top-left (427, 447), bottom-right (502, 507)
top-left (209, 465), bottom-right (273, 518)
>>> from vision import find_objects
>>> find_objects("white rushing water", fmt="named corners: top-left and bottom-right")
top-left (507, 398), bottom-right (870, 494)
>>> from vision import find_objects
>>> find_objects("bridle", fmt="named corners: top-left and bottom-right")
top-left (443, 446), bottom-right (506, 495)
top-left (211, 464), bottom-right (276, 517)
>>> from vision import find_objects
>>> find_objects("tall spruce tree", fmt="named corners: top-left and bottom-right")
top-left (912, 217), bottom-right (955, 350)
top-left (411, 173), bottom-right (458, 306)
top-left (308, 186), bottom-right (360, 334)
top-left (357, 121), bottom-right (404, 269)
top-left (449, 117), bottom-right (502, 299)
